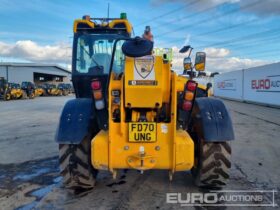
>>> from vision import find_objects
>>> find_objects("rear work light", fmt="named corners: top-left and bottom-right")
top-left (91, 80), bottom-right (101, 90)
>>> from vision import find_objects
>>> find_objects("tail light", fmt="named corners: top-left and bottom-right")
top-left (182, 80), bottom-right (197, 111)
top-left (182, 101), bottom-right (192, 111)
top-left (91, 80), bottom-right (101, 90)
top-left (93, 90), bottom-right (102, 100)
top-left (186, 81), bottom-right (197, 91)
top-left (91, 79), bottom-right (104, 110)
top-left (184, 92), bottom-right (194, 101)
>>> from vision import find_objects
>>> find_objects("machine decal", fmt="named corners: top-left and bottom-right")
top-left (134, 56), bottom-right (155, 80)
top-left (128, 80), bottom-right (157, 86)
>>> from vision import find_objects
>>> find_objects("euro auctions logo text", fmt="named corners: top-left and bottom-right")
top-left (166, 190), bottom-right (277, 207)
top-left (217, 79), bottom-right (236, 90)
top-left (251, 75), bottom-right (280, 92)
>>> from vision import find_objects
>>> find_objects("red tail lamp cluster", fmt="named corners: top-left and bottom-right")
top-left (91, 80), bottom-right (105, 110)
top-left (182, 80), bottom-right (197, 111)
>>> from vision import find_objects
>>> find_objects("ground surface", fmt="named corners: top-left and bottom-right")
top-left (0, 96), bottom-right (279, 210)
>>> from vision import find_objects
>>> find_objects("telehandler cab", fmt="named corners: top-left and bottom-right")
top-left (56, 14), bottom-right (234, 191)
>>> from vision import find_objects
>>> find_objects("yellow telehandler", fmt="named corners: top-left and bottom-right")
top-left (56, 14), bottom-right (234, 191)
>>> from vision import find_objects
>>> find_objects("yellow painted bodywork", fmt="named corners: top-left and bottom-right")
top-left (10, 88), bottom-right (23, 99)
top-left (124, 56), bottom-right (170, 108)
top-left (35, 88), bottom-right (44, 96)
top-left (91, 55), bottom-right (194, 173)
top-left (48, 88), bottom-right (61, 96)
top-left (73, 19), bottom-right (132, 34)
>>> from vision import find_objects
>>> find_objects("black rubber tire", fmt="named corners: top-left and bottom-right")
top-left (22, 91), bottom-right (28, 99)
top-left (59, 136), bottom-right (98, 190)
top-left (29, 92), bottom-right (35, 99)
top-left (191, 140), bottom-right (231, 189)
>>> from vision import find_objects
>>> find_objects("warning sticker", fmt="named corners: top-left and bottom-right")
top-left (161, 124), bottom-right (168, 134)
top-left (134, 56), bottom-right (155, 80)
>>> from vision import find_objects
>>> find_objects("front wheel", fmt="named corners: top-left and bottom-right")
top-left (191, 139), bottom-right (231, 189)
top-left (59, 135), bottom-right (98, 190)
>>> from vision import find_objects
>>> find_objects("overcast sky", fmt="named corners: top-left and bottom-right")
top-left (0, 0), bottom-right (279, 72)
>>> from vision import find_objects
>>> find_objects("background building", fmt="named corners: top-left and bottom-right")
top-left (0, 63), bottom-right (71, 85)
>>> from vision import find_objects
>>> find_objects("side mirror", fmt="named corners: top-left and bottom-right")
top-left (183, 57), bottom-right (192, 71)
top-left (194, 52), bottom-right (206, 71)
top-left (179, 45), bottom-right (191, 53)
top-left (206, 82), bottom-right (212, 91)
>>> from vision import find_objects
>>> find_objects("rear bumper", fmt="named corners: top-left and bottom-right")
top-left (91, 125), bottom-right (194, 172)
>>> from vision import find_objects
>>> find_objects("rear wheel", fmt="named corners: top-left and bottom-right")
top-left (59, 135), bottom-right (98, 190)
top-left (29, 91), bottom-right (35, 99)
top-left (191, 139), bottom-right (231, 189)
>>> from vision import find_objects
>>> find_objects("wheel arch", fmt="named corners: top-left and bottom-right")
top-left (55, 98), bottom-right (97, 144)
top-left (192, 97), bottom-right (234, 142)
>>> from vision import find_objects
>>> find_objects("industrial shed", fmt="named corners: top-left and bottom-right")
top-left (0, 63), bottom-right (71, 85)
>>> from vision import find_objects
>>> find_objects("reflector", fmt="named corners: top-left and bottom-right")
top-left (95, 100), bottom-right (105, 110)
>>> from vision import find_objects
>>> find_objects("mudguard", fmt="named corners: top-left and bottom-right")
top-left (55, 98), bottom-right (95, 144)
top-left (192, 98), bottom-right (234, 142)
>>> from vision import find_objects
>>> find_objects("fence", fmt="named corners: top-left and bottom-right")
top-left (213, 62), bottom-right (280, 107)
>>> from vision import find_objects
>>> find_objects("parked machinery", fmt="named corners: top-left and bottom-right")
top-left (35, 85), bottom-right (45, 97)
top-left (57, 83), bottom-right (72, 96)
top-left (41, 83), bottom-right (62, 96)
top-left (21, 81), bottom-right (36, 99)
top-left (0, 77), bottom-right (11, 101)
top-left (8, 83), bottom-right (24, 99)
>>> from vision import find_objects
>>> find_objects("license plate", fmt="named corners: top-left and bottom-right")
top-left (128, 122), bottom-right (156, 142)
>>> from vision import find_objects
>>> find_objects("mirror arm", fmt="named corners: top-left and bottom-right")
top-left (106, 37), bottom-right (130, 98)
top-left (188, 47), bottom-right (193, 57)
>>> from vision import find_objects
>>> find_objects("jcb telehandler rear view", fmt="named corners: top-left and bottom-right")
top-left (56, 14), bottom-right (234, 191)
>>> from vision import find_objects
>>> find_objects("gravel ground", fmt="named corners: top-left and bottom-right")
top-left (0, 96), bottom-right (279, 210)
